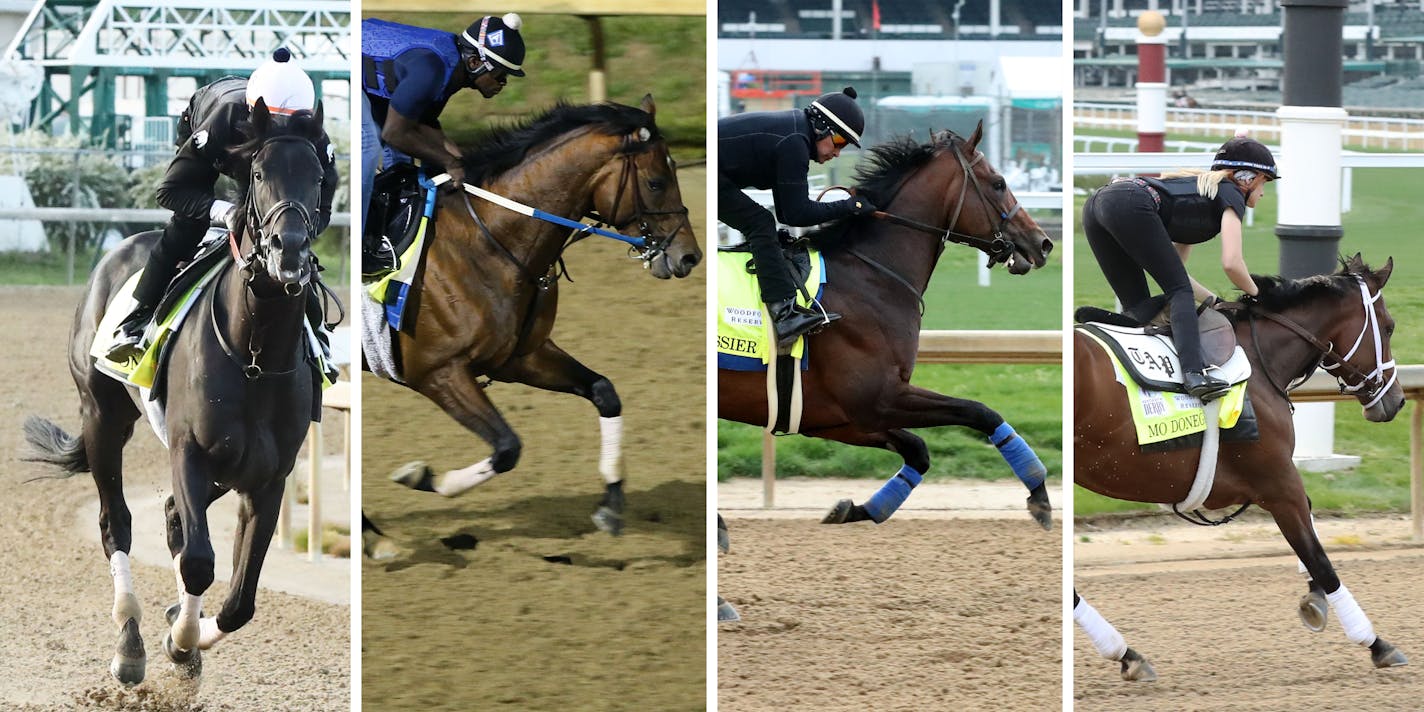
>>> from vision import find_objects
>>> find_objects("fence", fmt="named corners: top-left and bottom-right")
top-left (276, 379), bottom-right (352, 562)
top-left (1074, 102), bottom-right (1424, 151)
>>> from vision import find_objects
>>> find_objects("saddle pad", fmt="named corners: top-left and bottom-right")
top-left (1082, 330), bottom-right (1248, 446)
top-left (1077, 321), bottom-right (1251, 390)
top-left (716, 249), bottom-right (824, 371)
top-left (91, 262), bottom-right (226, 389)
top-left (366, 173), bottom-right (438, 332)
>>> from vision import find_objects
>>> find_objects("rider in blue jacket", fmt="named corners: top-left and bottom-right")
top-left (360, 13), bottom-right (526, 277)
top-left (718, 87), bottom-right (877, 350)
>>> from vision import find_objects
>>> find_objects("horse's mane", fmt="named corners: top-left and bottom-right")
top-left (806, 132), bottom-right (961, 253)
top-left (1249, 256), bottom-right (1376, 313)
top-left (459, 102), bottom-right (657, 186)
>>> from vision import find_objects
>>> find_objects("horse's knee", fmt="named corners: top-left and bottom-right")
top-left (491, 435), bottom-right (522, 473)
top-left (179, 554), bottom-right (214, 595)
top-left (589, 377), bottom-right (621, 418)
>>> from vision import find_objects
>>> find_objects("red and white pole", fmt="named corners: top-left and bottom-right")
top-left (1136, 11), bottom-right (1167, 153)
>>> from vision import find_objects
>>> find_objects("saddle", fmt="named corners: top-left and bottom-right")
top-left (719, 230), bottom-right (816, 294)
top-left (155, 229), bottom-right (231, 321)
top-left (1075, 299), bottom-right (1248, 392)
top-left (364, 162), bottom-right (432, 261)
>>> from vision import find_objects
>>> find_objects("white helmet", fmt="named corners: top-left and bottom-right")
top-left (246, 48), bottom-right (315, 115)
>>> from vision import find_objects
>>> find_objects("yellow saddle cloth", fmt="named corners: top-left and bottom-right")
top-left (715, 249), bottom-right (824, 369)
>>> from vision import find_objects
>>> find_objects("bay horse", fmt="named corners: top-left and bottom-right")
top-left (24, 99), bottom-right (331, 685)
top-left (718, 124), bottom-right (1056, 527)
top-left (1075, 255), bottom-right (1407, 673)
top-left (372, 96), bottom-right (700, 537)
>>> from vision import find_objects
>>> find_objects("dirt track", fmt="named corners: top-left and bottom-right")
top-left (1074, 515), bottom-right (1424, 710)
top-left (718, 518), bottom-right (1062, 711)
top-left (360, 169), bottom-right (707, 710)
top-left (0, 286), bottom-right (350, 711)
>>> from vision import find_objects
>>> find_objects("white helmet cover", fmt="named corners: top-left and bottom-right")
top-left (246, 48), bottom-right (315, 115)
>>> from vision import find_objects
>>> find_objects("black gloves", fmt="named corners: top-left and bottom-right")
top-left (847, 197), bottom-right (877, 217)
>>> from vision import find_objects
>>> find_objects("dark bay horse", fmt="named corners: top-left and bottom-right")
top-left (718, 124), bottom-right (1056, 527)
top-left (24, 100), bottom-right (330, 685)
top-left (374, 96), bottom-right (700, 536)
top-left (1075, 255), bottom-right (1407, 673)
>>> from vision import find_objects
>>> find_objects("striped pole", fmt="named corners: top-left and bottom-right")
top-left (1135, 11), bottom-right (1167, 154)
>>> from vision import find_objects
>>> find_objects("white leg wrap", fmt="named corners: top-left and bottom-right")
top-left (599, 416), bottom-right (626, 484)
top-left (1326, 585), bottom-right (1377, 646)
top-left (172, 593), bottom-right (203, 651)
top-left (197, 616), bottom-right (226, 650)
top-left (1074, 597), bottom-right (1127, 661)
top-left (109, 552), bottom-right (141, 626)
top-left (435, 458), bottom-right (497, 496)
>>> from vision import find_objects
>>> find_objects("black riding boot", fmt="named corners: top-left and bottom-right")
top-left (362, 232), bottom-right (396, 280)
top-left (766, 298), bottom-right (840, 351)
top-left (1183, 371), bottom-right (1230, 403)
top-left (106, 258), bottom-right (181, 362)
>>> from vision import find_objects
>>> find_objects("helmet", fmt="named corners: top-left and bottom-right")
top-left (1211, 137), bottom-right (1278, 180)
top-left (807, 87), bottom-right (865, 147)
top-left (246, 48), bottom-right (315, 115)
top-left (459, 13), bottom-right (527, 78)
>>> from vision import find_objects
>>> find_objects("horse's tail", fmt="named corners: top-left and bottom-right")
top-left (21, 416), bottom-right (90, 477)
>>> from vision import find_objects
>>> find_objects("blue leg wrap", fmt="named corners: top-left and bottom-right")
top-left (991, 421), bottom-right (1046, 490)
top-left (862, 465), bottom-right (923, 524)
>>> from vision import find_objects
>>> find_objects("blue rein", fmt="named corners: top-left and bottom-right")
top-left (430, 172), bottom-right (646, 248)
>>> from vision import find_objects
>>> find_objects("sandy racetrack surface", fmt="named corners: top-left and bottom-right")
top-left (360, 169), bottom-right (707, 710)
top-left (1074, 515), bottom-right (1424, 710)
top-left (718, 518), bottom-right (1062, 711)
top-left (0, 286), bottom-right (349, 711)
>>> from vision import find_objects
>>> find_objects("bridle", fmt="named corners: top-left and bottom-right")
top-left (588, 139), bottom-right (691, 270)
top-left (232, 135), bottom-right (320, 296)
top-left (1232, 277), bottom-right (1397, 409)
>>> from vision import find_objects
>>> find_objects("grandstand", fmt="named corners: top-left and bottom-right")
top-left (1072, 0), bottom-right (1424, 111)
top-left (719, 0), bottom-right (1061, 41)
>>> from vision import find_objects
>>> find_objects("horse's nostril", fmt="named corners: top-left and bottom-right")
top-left (1041, 238), bottom-right (1053, 254)
top-left (680, 253), bottom-right (700, 269)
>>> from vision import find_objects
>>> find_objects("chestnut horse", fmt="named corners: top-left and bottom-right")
top-left (1075, 255), bottom-right (1407, 674)
top-left (372, 96), bottom-right (701, 537)
top-left (719, 125), bottom-right (1056, 527)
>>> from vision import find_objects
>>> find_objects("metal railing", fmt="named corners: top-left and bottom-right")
top-left (1075, 102), bottom-right (1424, 151)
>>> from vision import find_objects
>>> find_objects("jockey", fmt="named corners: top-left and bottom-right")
top-left (717, 87), bottom-right (876, 350)
top-left (359, 13), bottom-right (527, 277)
top-left (107, 49), bottom-right (338, 363)
top-left (1082, 135), bottom-right (1277, 402)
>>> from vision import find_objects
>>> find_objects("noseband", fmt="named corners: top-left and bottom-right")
top-left (590, 146), bottom-right (691, 269)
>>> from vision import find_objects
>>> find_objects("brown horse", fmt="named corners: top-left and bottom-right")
top-left (1075, 255), bottom-right (1407, 674)
top-left (370, 96), bottom-right (700, 537)
top-left (719, 124), bottom-right (1055, 527)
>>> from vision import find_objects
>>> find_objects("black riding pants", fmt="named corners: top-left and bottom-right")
top-left (138, 141), bottom-right (221, 308)
top-left (718, 172), bottom-right (795, 303)
top-left (1082, 182), bottom-right (1206, 373)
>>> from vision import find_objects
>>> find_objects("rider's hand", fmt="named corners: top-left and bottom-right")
top-left (1241, 292), bottom-right (1260, 307)
top-left (442, 163), bottom-right (466, 193)
top-left (847, 197), bottom-right (878, 217)
top-left (209, 199), bottom-right (238, 232)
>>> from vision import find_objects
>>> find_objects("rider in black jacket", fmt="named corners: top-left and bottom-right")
top-left (718, 87), bottom-right (877, 350)
top-left (107, 49), bottom-right (338, 362)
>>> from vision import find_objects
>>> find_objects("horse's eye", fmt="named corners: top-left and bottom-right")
top-left (254, 172), bottom-right (263, 182)
top-left (992, 178), bottom-right (1006, 191)
top-left (648, 178), bottom-right (667, 192)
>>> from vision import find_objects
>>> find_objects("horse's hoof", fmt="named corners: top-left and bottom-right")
top-left (164, 603), bottom-right (181, 625)
top-left (110, 617), bottom-right (146, 687)
top-left (822, 499), bottom-right (854, 524)
top-left (362, 530), bottom-right (404, 560)
top-left (1371, 637), bottom-right (1408, 668)
top-left (591, 506), bottom-right (624, 536)
top-left (390, 462), bottom-right (435, 492)
top-left (1120, 647), bottom-right (1157, 682)
top-left (1298, 590), bottom-right (1328, 632)
top-left (1026, 489), bottom-right (1053, 531)
top-left (717, 596), bottom-right (741, 623)
top-left (163, 632), bottom-right (203, 679)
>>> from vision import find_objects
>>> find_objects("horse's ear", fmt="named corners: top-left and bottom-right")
top-left (251, 98), bottom-right (271, 137)
top-left (967, 119), bottom-right (984, 151)
top-left (311, 100), bottom-right (324, 137)
top-left (1376, 256), bottom-right (1393, 287)
top-left (640, 94), bottom-right (656, 117)
top-left (1346, 251), bottom-right (1364, 273)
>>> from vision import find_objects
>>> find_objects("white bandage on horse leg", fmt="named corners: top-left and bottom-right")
top-left (1326, 584), bottom-right (1377, 646)
top-left (197, 616), bottom-right (227, 650)
top-left (109, 551), bottom-right (141, 626)
top-left (172, 593), bottom-right (203, 651)
top-left (1073, 597), bottom-right (1127, 661)
top-left (599, 416), bottom-right (626, 484)
top-left (435, 458), bottom-right (497, 496)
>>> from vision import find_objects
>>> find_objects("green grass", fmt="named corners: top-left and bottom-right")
top-left (718, 363), bottom-right (1061, 482)
top-left (1072, 153), bottom-right (1424, 515)
top-left (379, 13), bottom-right (706, 154)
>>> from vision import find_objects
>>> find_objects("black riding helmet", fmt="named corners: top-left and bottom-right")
top-left (807, 87), bottom-right (865, 147)
top-left (1211, 136), bottom-right (1278, 180)
top-left (458, 13), bottom-right (527, 78)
